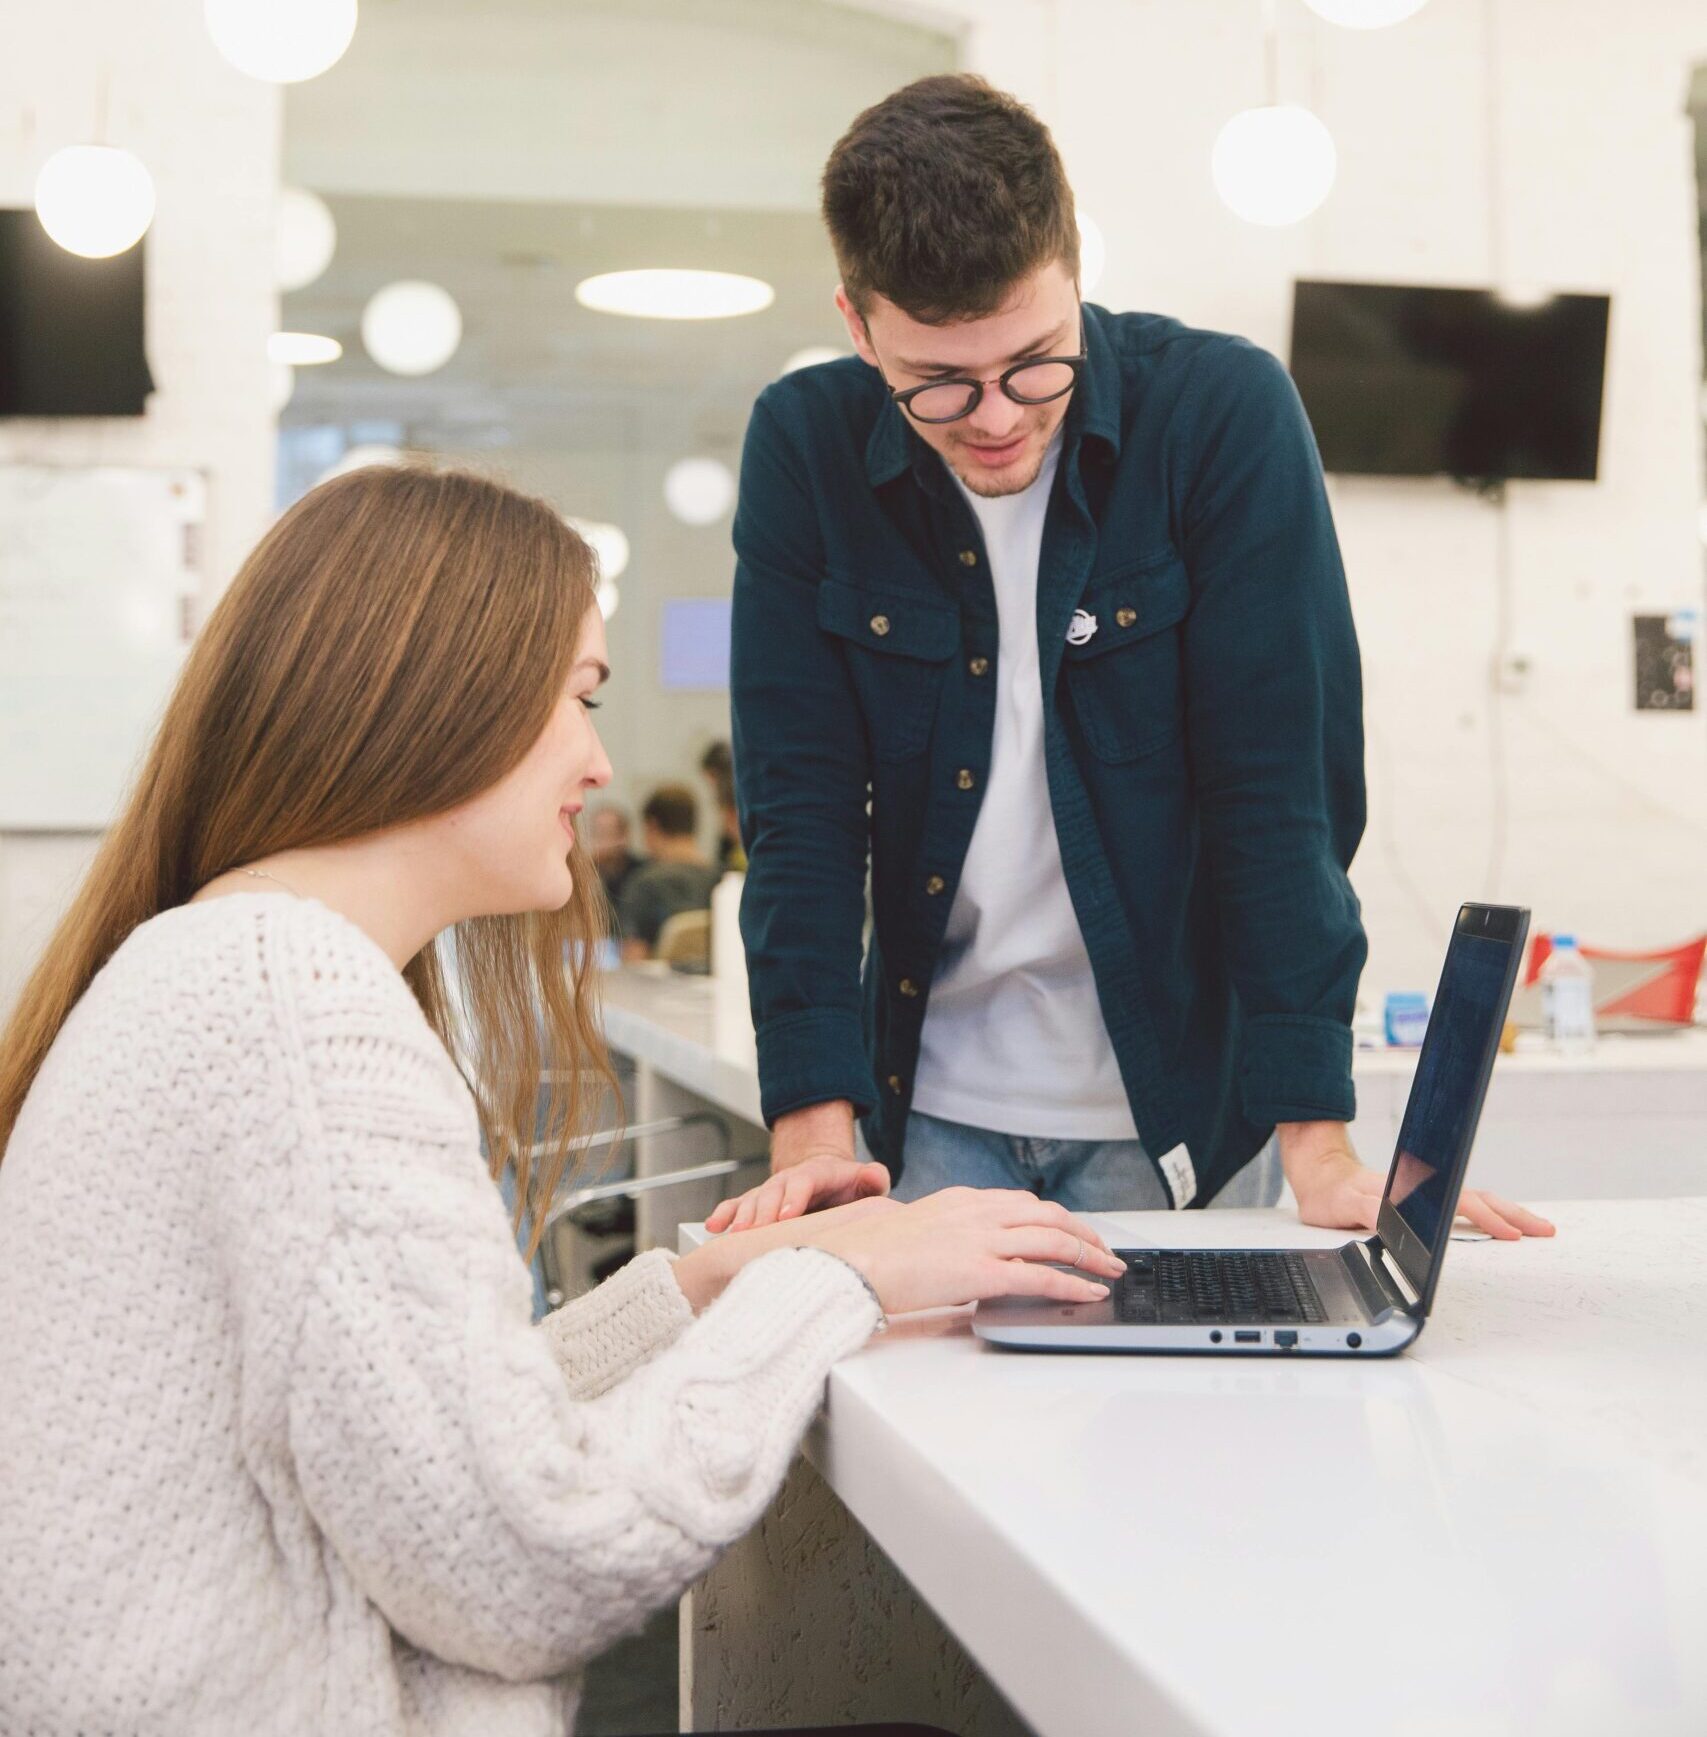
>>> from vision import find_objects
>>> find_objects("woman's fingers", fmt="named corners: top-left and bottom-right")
top-left (982, 1257), bottom-right (1112, 1305)
top-left (992, 1227), bottom-right (1126, 1277)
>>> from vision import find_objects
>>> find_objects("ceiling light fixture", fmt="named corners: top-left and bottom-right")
top-left (204, 0), bottom-right (357, 83)
top-left (361, 280), bottom-right (462, 376)
top-left (268, 332), bottom-right (342, 366)
top-left (576, 269), bottom-right (775, 321)
top-left (276, 187), bottom-right (336, 292)
top-left (33, 144), bottom-right (155, 258)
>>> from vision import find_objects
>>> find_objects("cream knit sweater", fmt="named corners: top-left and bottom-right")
top-left (0, 894), bottom-right (879, 1736)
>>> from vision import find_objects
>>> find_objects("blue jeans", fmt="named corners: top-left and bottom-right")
top-left (886, 1110), bottom-right (1283, 1213)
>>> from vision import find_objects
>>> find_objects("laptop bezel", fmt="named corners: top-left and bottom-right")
top-left (1373, 902), bottom-right (1529, 1317)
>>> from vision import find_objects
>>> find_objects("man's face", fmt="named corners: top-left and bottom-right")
top-left (837, 260), bottom-right (1080, 499)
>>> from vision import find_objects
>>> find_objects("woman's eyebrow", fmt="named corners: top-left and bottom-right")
top-left (576, 659), bottom-right (612, 684)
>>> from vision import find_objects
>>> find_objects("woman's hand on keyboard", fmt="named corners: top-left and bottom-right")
top-left (794, 1187), bottom-right (1127, 1316)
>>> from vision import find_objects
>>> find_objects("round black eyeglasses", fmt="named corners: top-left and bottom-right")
top-left (888, 349), bottom-right (1088, 425)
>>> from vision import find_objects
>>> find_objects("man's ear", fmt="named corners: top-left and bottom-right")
top-left (834, 285), bottom-right (880, 369)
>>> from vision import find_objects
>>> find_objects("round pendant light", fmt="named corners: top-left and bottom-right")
top-left (1211, 105), bottom-right (1337, 227)
top-left (361, 280), bottom-right (462, 376)
top-left (575, 269), bottom-right (774, 321)
top-left (596, 580), bottom-right (622, 622)
top-left (566, 518), bottom-right (631, 583)
top-left (34, 144), bottom-right (156, 258)
top-left (205, 0), bottom-right (358, 83)
top-left (276, 187), bottom-right (336, 292)
top-left (664, 458), bottom-right (736, 527)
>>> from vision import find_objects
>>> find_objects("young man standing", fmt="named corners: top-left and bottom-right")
top-left (714, 75), bottom-right (1550, 1245)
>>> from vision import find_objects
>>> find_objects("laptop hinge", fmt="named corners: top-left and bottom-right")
top-left (1344, 1236), bottom-right (1421, 1319)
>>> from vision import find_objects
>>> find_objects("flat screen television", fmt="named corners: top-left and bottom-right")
top-left (0, 207), bottom-right (154, 416)
top-left (1288, 279), bottom-right (1609, 483)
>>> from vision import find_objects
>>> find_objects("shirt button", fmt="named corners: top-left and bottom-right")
top-left (888, 1074), bottom-right (905, 1094)
top-left (925, 875), bottom-right (946, 896)
top-left (899, 978), bottom-right (920, 998)
top-left (870, 614), bottom-right (891, 637)
top-left (1116, 606), bottom-right (1137, 628)
top-left (958, 549), bottom-right (978, 567)
top-left (969, 656), bottom-right (990, 677)
top-left (956, 769), bottom-right (976, 791)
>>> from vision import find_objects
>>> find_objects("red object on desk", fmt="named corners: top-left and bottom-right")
top-left (1522, 935), bottom-right (1706, 1025)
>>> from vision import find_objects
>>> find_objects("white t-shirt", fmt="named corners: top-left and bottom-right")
top-left (910, 434), bottom-right (1141, 1141)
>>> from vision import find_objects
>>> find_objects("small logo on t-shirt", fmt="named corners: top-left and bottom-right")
top-left (1066, 609), bottom-right (1098, 646)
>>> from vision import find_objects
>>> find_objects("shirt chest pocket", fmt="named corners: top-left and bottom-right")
top-left (818, 578), bottom-right (960, 763)
top-left (1061, 553), bottom-right (1191, 763)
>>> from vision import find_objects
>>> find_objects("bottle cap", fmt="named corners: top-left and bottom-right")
top-left (1553, 933), bottom-right (1576, 949)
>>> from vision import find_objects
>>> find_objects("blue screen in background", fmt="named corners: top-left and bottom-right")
top-left (1387, 930), bottom-right (1513, 1254)
top-left (660, 598), bottom-right (732, 691)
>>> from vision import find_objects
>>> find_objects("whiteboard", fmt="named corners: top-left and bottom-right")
top-left (0, 466), bottom-right (204, 829)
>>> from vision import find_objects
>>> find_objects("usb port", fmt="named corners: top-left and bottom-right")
top-left (1233, 1330), bottom-right (1260, 1344)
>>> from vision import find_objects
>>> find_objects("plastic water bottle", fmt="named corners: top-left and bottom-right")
top-left (1540, 935), bottom-right (1596, 1053)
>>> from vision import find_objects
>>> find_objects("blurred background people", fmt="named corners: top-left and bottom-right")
top-left (619, 782), bottom-right (720, 963)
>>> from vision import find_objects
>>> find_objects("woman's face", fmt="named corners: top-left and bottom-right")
top-left (441, 603), bottom-right (613, 916)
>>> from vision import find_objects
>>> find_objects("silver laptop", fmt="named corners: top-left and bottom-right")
top-left (974, 903), bottom-right (1528, 1358)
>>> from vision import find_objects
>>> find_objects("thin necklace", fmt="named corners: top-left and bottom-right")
top-left (241, 866), bottom-right (301, 897)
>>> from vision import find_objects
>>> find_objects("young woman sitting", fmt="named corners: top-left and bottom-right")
top-left (0, 465), bottom-right (1122, 1737)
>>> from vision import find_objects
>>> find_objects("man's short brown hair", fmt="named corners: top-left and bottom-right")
top-left (821, 73), bottom-right (1079, 325)
top-left (642, 782), bottom-right (698, 839)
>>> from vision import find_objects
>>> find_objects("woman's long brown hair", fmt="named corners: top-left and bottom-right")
top-left (0, 464), bottom-right (616, 1259)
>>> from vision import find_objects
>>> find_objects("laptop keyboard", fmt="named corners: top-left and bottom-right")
top-left (1112, 1250), bottom-right (1329, 1326)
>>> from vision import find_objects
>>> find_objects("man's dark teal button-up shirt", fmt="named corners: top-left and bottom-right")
top-left (730, 302), bottom-right (1367, 1207)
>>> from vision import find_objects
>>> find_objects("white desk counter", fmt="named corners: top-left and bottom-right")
top-left (680, 1198), bottom-right (1707, 1737)
top-left (602, 967), bottom-right (1707, 1202)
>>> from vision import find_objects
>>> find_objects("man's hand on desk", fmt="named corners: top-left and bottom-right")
top-left (1278, 1120), bottom-right (1556, 1240)
top-left (704, 1099), bottom-right (890, 1233)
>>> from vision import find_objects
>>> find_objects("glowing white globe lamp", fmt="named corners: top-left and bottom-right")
top-left (268, 360), bottom-right (295, 412)
top-left (1302, 0), bottom-right (1428, 27)
top-left (781, 345), bottom-right (846, 375)
top-left (566, 518), bottom-right (631, 583)
top-left (575, 269), bottom-right (774, 321)
top-left (596, 579), bottom-right (622, 621)
top-left (664, 458), bottom-right (736, 527)
top-left (361, 280), bottom-right (462, 376)
top-left (267, 331), bottom-right (341, 366)
top-left (1211, 105), bottom-right (1337, 227)
top-left (316, 443), bottom-right (404, 485)
top-left (34, 145), bottom-right (156, 258)
top-left (276, 187), bottom-right (336, 292)
top-left (1077, 212), bottom-right (1106, 296)
top-left (204, 0), bottom-right (357, 83)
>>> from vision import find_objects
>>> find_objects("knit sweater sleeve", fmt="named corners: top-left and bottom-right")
top-left (273, 928), bottom-right (880, 1684)
top-left (538, 1247), bottom-right (695, 1401)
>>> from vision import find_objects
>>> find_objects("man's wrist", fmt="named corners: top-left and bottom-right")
top-left (1275, 1120), bottom-right (1358, 1194)
top-left (770, 1099), bottom-right (856, 1173)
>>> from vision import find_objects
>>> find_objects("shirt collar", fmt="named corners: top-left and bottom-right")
top-left (862, 300), bottom-right (1123, 492)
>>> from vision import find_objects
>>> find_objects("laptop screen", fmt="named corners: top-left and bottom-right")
top-left (1378, 904), bottom-right (1528, 1305)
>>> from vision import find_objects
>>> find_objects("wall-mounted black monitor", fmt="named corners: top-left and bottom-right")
top-left (0, 208), bottom-right (154, 417)
top-left (1288, 279), bottom-right (1609, 483)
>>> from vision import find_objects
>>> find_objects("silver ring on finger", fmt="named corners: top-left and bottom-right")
top-left (1071, 1237), bottom-right (1085, 1270)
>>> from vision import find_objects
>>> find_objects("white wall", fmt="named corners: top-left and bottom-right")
top-left (910, 0), bottom-right (1707, 999)
top-left (0, 0), bottom-right (279, 1014)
